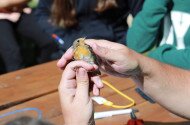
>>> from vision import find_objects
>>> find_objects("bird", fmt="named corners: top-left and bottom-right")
top-left (73, 37), bottom-right (96, 64)
top-left (73, 37), bottom-right (101, 75)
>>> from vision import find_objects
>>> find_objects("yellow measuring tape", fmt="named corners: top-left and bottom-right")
top-left (101, 80), bottom-right (135, 109)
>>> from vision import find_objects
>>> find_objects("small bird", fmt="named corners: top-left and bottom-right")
top-left (73, 37), bottom-right (95, 64)
top-left (73, 38), bottom-right (101, 75)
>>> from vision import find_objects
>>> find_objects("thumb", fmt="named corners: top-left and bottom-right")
top-left (75, 68), bottom-right (90, 102)
top-left (91, 43), bottom-right (118, 61)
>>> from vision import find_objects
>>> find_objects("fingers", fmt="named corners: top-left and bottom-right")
top-left (59, 61), bottom-right (97, 103)
top-left (75, 68), bottom-right (90, 103)
top-left (23, 8), bottom-right (32, 14)
top-left (85, 39), bottom-right (125, 50)
top-left (63, 60), bottom-right (97, 81)
top-left (57, 47), bottom-right (74, 69)
top-left (91, 43), bottom-right (119, 61)
top-left (91, 75), bottom-right (103, 88)
top-left (91, 76), bottom-right (103, 96)
top-left (93, 84), bottom-right (100, 96)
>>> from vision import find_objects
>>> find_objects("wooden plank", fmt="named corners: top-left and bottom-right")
top-left (100, 75), bottom-right (135, 97)
top-left (0, 84), bottom-right (139, 124)
top-left (0, 61), bottom-right (187, 125)
top-left (96, 102), bottom-right (187, 125)
top-left (0, 60), bottom-right (134, 110)
top-left (0, 92), bottom-right (61, 124)
top-left (0, 61), bottom-right (62, 110)
top-left (0, 86), bottom-right (187, 125)
top-left (49, 91), bottom-right (187, 125)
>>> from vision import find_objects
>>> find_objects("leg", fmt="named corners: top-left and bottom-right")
top-left (0, 20), bottom-right (23, 72)
top-left (16, 13), bottom-right (58, 63)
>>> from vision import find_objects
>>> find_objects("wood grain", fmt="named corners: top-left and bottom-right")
top-left (0, 61), bottom-right (188, 125)
top-left (0, 61), bottom-right (61, 110)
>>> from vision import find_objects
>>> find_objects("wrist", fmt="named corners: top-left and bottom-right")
top-left (132, 50), bottom-right (166, 89)
top-left (129, 50), bottom-right (146, 89)
top-left (132, 50), bottom-right (151, 78)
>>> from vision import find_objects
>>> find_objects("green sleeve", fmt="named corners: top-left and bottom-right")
top-left (28, 0), bottom-right (39, 8)
top-left (127, 0), bottom-right (171, 53)
top-left (148, 45), bottom-right (190, 69)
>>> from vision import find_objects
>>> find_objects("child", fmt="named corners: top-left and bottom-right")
top-left (127, 0), bottom-right (190, 69)
top-left (0, 0), bottom-right (57, 72)
top-left (35, 0), bottom-right (144, 52)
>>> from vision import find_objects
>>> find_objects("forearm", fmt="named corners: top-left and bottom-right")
top-left (133, 50), bottom-right (190, 119)
top-left (0, 0), bottom-right (29, 8)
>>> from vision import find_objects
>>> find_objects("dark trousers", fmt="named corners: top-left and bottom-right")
top-left (0, 13), bottom-right (57, 72)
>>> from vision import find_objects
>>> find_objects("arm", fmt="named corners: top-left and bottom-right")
top-left (127, 0), bottom-right (171, 53)
top-left (134, 51), bottom-right (190, 119)
top-left (147, 44), bottom-right (190, 69)
top-left (0, 0), bottom-right (29, 8)
top-left (86, 40), bottom-right (190, 119)
top-left (58, 39), bottom-right (190, 119)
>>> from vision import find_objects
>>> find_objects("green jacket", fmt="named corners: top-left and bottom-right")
top-left (127, 0), bottom-right (190, 69)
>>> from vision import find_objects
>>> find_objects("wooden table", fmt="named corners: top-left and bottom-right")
top-left (0, 61), bottom-right (188, 125)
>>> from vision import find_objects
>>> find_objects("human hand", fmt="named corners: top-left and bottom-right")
top-left (23, 7), bottom-right (32, 14)
top-left (0, 0), bottom-right (28, 9)
top-left (57, 46), bottom-right (103, 96)
top-left (58, 61), bottom-right (96, 125)
top-left (7, 12), bottom-right (21, 22)
top-left (84, 39), bottom-right (140, 77)
top-left (0, 12), bottom-right (21, 22)
top-left (57, 39), bottom-right (140, 77)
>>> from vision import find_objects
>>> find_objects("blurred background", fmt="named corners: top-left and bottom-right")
top-left (0, 0), bottom-right (147, 74)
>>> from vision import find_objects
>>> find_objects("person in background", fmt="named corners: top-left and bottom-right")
top-left (35, 0), bottom-right (144, 53)
top-left (127, 0), bottom-right (190, 69)
top-left (0, 0), bottom-right (58, 73)
top-left (4, 116), bottom-right (53, 125)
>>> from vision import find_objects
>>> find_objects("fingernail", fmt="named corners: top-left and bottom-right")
top-left (78, 68), bottom-right (86, 76)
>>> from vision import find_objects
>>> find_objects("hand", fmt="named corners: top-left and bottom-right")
top-left (23, 7), bottom-right (32, 14)
top-left (0, 12), bottom-right (21, 22)
top-left (7, 12), bottom-right (21, 22)
top-left (85, 39), bottom-right (144, 89)
top-left (0, 0), bottom-right (28, 9)
top-left (57, 39), bottom-right (140, 78)
top-left (57, 47), bottom-right (103, 96)
top-left (85, 39), bottom-right (140, 77)
top-left (58, 61), bottom-right (96, 125)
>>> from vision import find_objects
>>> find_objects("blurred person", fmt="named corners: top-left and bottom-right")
top-left (35, 0), bottom-right (144, 53)
top-left (127, 0), bottom-right (190, 69)
top-left (0, 0), bottom-right (58, 73)
top-left (4, 116), bottom-right (53, 125)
